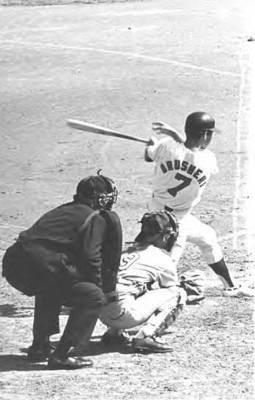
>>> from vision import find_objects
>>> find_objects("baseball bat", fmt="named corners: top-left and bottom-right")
top-left (67, 119), bottom-right (149, 144)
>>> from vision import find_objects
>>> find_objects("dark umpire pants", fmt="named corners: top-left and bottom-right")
top-left (2, 242), bottom-right (106, 349)
top-left (33, 281), bottom-right (105, 349)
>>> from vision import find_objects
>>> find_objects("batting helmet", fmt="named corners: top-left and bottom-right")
top-left (135, 210), bottom-right (179, 251)
top-left (184, 111), bottom-right (215, 136)
top-left (74, 170), bottom-right (118, 210)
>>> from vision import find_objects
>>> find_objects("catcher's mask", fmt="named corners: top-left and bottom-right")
top-left (74, 170), bottom-right (118, 210)
top-left (135, 210), bottom-right (179, 252)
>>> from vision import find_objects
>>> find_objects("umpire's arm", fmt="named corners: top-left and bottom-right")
top-left (80, 213), bottom-right (107, 289)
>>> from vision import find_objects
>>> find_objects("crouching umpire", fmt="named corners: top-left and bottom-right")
top-left (2, 171), bottom-right (122, 369)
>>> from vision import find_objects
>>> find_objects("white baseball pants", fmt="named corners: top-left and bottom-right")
top-left (148, 198), bottom-right (223, 265)
top-left (100, 286), bottom-right (185, 337)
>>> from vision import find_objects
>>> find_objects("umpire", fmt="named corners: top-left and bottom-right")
top-left (2, 171), bottom-right (122, 369)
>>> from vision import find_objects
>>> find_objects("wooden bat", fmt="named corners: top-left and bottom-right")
top-left (66, 119), bottom-right (149, 144)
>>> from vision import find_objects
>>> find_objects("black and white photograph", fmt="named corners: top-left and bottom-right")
top-left (0, 0), bottom-right (254, 399)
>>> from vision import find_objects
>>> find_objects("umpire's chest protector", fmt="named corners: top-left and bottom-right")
top-left (100, 210), bottom-right (123, 293)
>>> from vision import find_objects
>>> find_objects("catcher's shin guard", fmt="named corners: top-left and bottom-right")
top-left (154, 289), bottom-right (187, 336)
top-left (139, 288), bottom-right (187, 338)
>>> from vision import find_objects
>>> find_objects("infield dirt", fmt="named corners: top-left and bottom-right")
top-left (0, 1), bottom-right (254, 399)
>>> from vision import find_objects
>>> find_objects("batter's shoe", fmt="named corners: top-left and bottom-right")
top-left (27, 343), bottom-right (55, 362)
top-left (48, 355), bottom-right (93, 370)
top-left (223, 286), bottom-right (254, 298)
top-left (132, 336), bottom-right (173, 353)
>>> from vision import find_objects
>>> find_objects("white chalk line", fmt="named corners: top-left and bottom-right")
top-left (0, 39), bottom-right (240, 78)
top-left (0, 27), bottom-right (65, 34)
top-left (96, 9), bottom-right (184, 17)
top-left (0, 10), bottom-right (190, 38)
top-left (0, 9), bottom-right (204, 34)
top-left (246, 44), bottom-right (255, 256)
top-left (233, 3), bottom-right (255, 253)
top-left (94, 9), bottom-right (238, 18)
top-left (233, 47), bottom-right (246, 250)
top-left (0, 25), bottom-right (156, 35)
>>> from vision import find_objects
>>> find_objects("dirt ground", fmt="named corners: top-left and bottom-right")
top-left (0, 0), bottom-right (254, 399)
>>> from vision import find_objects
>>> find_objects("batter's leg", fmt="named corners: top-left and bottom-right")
top-left (185, 215), bottom-right (234, 288)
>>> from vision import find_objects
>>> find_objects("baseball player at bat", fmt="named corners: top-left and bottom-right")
top-left (144, 111), bottom-right (254, 297)
top-left (99, 210), bottom-right (204, 353)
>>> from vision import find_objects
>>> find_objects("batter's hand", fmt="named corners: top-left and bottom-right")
top-left (146, 134), bottom-right (159, 146)
top-left (152, 121), bottom-right (185, 143)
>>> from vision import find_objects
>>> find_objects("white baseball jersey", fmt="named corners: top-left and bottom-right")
top-left (147, 136), bottom-right (218, 213)
top-left (116, 244), bottom-right (178, 299)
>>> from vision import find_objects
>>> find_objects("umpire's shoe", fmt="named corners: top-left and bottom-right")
top-left (27, 343), bottom-right (55, 362)
top-left (132, 336), bottom-right (173, 353)
top-left (48, 354), bottom-right (93, 370)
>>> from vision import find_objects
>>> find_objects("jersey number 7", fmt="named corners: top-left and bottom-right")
top-left (167, 173), bottom-right (192, 197)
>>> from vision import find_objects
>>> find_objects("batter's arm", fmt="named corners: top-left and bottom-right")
top-left (144, 136), bottom-right (158, 162)
top-left (152, 121), bottom-right (185, 144)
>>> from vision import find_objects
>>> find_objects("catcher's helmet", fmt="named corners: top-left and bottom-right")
top-left (74, 170), bottom-right (118, 210)
top-left (185, 111), bottom-right (215, 136)
top-left (135, 210), bottom-right (179, 251)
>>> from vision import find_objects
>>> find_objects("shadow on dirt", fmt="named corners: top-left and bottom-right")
top-left (0, 304), bottom-right (34, 318)
top-left (0, 341), bottom-right (135, 372)
top-left (51, 337), bottom-right (136, 357)
top-left (0, 304), bottom-right (70, 318)
top-left (0, 354), bottom-right (48, 371)
top-left (0, 340), bottom-right (136, 372)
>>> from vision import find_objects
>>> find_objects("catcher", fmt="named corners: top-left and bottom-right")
top-left (144, 112), bottom-right (253, 297)
top-left (2, 171), bottom-right (122, 369)
top-left (99, 210), bottom-right (204, 353)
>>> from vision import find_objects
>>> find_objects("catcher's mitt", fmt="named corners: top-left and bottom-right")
top-left (179, 270), bottom-right (205, 304)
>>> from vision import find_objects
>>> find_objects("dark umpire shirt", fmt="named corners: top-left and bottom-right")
top-left (17, 201), bottom-right (121, 292)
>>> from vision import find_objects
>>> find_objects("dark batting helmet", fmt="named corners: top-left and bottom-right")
top-left (74, 170), bottom-right (118, 210)
top-left (184, 111), bottom-right (215, 137)
top-left (135, 210), bottom-right (179, 252)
